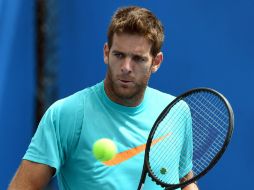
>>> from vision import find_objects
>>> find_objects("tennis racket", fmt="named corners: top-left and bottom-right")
top-left (137, 88), bottom-right (234, 190)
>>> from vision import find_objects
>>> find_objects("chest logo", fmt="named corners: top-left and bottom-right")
top-left (103, 132), bottom-right (172, 166)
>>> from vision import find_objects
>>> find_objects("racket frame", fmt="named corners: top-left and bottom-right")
top-left (138, 88), bottom-right (234, 190)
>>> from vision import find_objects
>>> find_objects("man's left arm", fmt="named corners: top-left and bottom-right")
top-left (181, 171), bottom-right (199, 190)
top-left (182, 183), bottom-right (199, 190)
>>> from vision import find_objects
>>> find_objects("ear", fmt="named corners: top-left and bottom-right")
top-left (104, 43), bottom-right (109, 64)
top-left (151, 52), bottom-right (163, 73)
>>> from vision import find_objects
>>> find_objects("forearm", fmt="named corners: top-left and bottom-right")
top-left (181, 171), bottom-right (199, 190)
top-left (8, 160), bottom-right (54, 190)
top-left (182, 182), bottom-right (199, 190)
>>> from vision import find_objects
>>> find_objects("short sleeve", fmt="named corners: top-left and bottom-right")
top-left (23, 92), bottom-right (85, 175)
top-left (23, 103), bottom-right (64, 174)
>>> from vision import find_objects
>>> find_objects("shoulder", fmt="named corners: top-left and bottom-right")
top-left (42, 84), bottom-right (100, 134)
top-left (40, 85), bottom-right (99, 154)
top-left (142, 87), bottom-right (176, 116)
top-left (52, 90), bottom-right (85, 116)
top-left (50, 82), bottom-right (102, 116)
top-left (146, 87), bottom-right (175, 104)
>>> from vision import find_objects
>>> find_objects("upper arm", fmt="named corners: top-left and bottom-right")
top-left (8, 160), bottom-right (55, 190)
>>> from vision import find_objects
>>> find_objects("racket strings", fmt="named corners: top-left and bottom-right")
top-left (186, 92), bottom-right (229, 175)
top-left (147, 91), bottom-right (230, 185)
top-left (188, 93), bottom-right (229, 170)
top-left (189, 94), bottom-right (228, 129)
top-left (149, 103), bottom-right (191, 183)
top-left (191, 112), bottom-right (226, 155)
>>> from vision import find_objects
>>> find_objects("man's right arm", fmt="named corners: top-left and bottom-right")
top-left (8, 160), bottom-right (55, 190)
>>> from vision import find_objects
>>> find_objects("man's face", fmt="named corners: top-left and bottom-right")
top-left (104, 33), bottom-right (162, 106)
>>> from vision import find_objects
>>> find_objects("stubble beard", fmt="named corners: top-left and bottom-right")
top-left (105, 64), bottom-right (149, 106)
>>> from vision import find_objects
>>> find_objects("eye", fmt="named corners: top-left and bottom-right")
top-left (113, 52), bottom-right (124, 59)
top-left (133, 56), bottom-right (146, 63)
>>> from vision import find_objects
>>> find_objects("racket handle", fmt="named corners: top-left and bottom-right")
top-left (137, 172), bottom-right (146, 190)
top-left (138, 184), bottom-right (144, 190)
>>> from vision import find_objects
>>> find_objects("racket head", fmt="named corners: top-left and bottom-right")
top-left (144, 88), bottom-right (234, 189)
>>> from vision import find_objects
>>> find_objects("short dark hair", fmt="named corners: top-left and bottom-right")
top-left (107, 6), bottom-right (164, 57)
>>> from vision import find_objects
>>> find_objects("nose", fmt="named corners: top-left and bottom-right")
top-left (121, 57), bottom-right (132, 74)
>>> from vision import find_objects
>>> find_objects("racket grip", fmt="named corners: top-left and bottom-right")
top-left (137, 166), bottom-right (147, 190)
top-left (137, 183), bottom-right (144, 190)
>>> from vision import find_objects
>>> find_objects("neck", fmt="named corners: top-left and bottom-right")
top-left (104, 77), bottom-right (145, 107)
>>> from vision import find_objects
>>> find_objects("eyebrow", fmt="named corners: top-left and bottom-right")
top-left (112, 50), bottom-right (148, 59)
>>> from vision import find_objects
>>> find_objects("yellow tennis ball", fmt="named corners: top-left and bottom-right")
top-left (92, 138), bottom-right (117, 162)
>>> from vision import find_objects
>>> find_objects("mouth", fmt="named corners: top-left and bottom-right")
top-left (120, 79), bottom-right (132, 83)
top-left (118, 79), bottom-right (134, 87)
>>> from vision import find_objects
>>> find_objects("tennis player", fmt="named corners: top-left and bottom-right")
top-left (8, 6), bottom-right (198, 190)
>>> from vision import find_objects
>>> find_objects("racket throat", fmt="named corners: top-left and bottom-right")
top-left (137, 168), bottom-right (147, 190)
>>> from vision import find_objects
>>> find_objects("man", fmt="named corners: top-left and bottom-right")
top-left (8, 6), bottom-right (198, 190)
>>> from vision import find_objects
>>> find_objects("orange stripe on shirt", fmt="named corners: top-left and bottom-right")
top-left (103, 132), bottom-right (172, 166)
